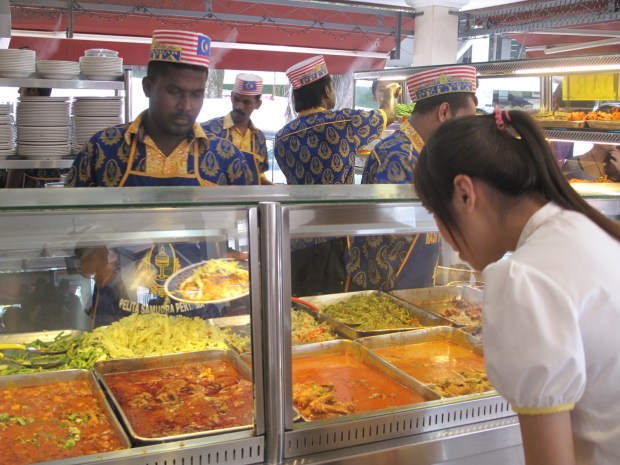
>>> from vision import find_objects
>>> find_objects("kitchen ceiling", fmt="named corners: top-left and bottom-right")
top-left (7, 0), bottom-right (620, 71)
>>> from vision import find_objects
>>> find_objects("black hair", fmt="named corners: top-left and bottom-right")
top-left (413, 110), bottom-right (620, 246)
top-left (413, 92), bottom-right (478, 115)
top-left (292, 75), bottom-right (332, 113)
top-left (147, 60), bottom-right (208, 80)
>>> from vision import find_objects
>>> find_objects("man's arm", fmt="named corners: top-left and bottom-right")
top-left (378, 83), bottom-right (402, 126)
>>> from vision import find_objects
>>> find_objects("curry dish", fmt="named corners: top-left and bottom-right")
top-left (292, 352), bottom-right (427, 421)
top-left (176, 259), bottom-right (249, 303)
top-left (102, 359), bottom-right (253, 438)
top-left (0, 379), bottom-right (126, 465)
top-left (373, 341), bottom-right (493, 397)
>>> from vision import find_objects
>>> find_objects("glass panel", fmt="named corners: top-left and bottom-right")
top-left (284, 202), bottom-right (486, 428)
top-left (0, 204), bottom-right (257, 447)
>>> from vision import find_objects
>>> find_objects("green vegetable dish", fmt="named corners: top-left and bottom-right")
top-left (322, 293), bottom-right (422, 331)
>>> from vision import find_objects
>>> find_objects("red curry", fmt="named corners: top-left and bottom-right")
top-left (103, 359), bottom-right (253, 438)
top-left (292, 353), bottom-right (426, 421)
top-left (0, 379), bottom-right (126, 465)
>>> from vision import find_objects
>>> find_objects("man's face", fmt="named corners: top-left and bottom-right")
top-left (230, 92), bottom-right (262, 126)
top-left (142, 66), bottom-right (208, 137)
top-left (373, 81), bottom-right (394, 104)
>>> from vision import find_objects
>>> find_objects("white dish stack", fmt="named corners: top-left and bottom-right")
top-left (0, 103), bottom-right (15, 159)
top-left (79, 49), bottom-right (123, 80)
top-left (0, 48), bottom-right (36, 78)
top-left (36, 60), bottom-right (80, 80)
top-left (16, 96), bottom-right (72, 160)
top-left (72, 96), bottom-right (124, 152)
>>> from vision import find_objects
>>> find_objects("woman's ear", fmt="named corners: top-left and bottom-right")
top-left (453, 174), bottom-right (476, 211)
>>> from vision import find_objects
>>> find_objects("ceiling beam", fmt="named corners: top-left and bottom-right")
top-left (11, 0), bottom-right (415, 37)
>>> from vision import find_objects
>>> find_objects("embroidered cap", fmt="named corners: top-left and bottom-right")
top-left (286, 55), bottom-right (329, 89)
top-left (234, 73), bottom-right (263, 95)
top-left (406, 65), bottom-right (477, 103)
top-left (149, 29), bottom-right (211, 68)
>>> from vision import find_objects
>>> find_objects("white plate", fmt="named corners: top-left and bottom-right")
top-left (164, 259), bottom-right (250, 304)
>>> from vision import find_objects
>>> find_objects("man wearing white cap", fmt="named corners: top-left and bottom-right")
top-left (202, 73), bottom-right (271, 184)
top-left (64, 30), bottom-right (257, 328)
top-left (66, 29), bottom-right (257, 187)
top-left (347, 65), bottom-right (478, 292)
top-left (275, 55), bottom-right (401, 185)
top-left (274, 55), bottom-right (400, 296)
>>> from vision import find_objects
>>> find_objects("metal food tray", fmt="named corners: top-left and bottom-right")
top-left (208, 314), bottom-right (252, 353)
top-left (586, 120), bottom-right (620, 130)
top-left (94, 349), bottom-right (253, 444)
top-left (357, 327), bottom-right (496, 400)
top-left (535, 119), bottom-right (585, 128)
top-left (0, 329), bottom-right (82, 344)
top-left (292, 306), bottom-right (344, 344)
top-left (297, 291), bottom-right (450, 339)
top-left (0, 369), bottom-right (131, 453)
top-left (389, 286), bottom-right (483, 327)
top-left (292, 339), bottom-right (440, 422)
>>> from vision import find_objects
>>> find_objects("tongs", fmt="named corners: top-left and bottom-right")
top-left (0, 343), bottom-right (67, 355)
top-left (0, 343), bottom-right (66, 368)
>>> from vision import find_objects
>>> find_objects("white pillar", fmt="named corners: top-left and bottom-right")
top-left (405, 0), bottom-right (469, 66)
top-left (0, 0), bottom-right (10, 49)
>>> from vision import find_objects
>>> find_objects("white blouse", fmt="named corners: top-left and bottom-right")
top-left (482, 202), bottom-right (620, 465)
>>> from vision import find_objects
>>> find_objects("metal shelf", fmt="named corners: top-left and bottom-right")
top-left (0, 159), bottom-right (74, 170)
top-left (0, 75), bottom-right (125, 90)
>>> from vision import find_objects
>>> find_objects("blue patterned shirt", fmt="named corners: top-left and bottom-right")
top-left (274, 107), bottom-right (386, 184)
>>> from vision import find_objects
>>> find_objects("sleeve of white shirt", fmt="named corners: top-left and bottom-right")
top-left (483, 258), bottom-right (586, 414)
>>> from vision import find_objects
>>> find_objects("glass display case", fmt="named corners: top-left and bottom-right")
top-left (0, 184), bottom-right (619, 465)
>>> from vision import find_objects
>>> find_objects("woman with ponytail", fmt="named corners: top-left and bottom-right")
top-left (413, 109), bottom-right (620, 465)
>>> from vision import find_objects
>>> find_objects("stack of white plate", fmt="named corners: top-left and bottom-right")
top-left (0, 48), bottom-right (36, 78)
top-left (79, 54), bottom-right (123, 80)
top-left (73, 96), bottom-right (124, 150)
top-left (0, 103), bottom-right (15, 159)
top-left (16, 96), bottom-right (72, 160)
top-left (36, 60), bottom-right (80, 79)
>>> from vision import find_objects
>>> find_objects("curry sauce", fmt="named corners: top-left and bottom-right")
top-left (373, 341), bottom-right (493, 397)
top-left (292, 352), bottom-right (427, 421)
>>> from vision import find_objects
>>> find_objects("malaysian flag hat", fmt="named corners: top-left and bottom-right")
top-left (406, 65), bottom-right (477, 103)
top-left (150, 30), bottom-right (211, 68)
top-left (234, 73), bottom-right (263, 95)
top-left (286, 55), bottom-right (329, 89)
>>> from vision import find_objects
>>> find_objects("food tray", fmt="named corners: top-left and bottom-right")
top-left (297, 290), bottom-right (450, 339)
top-left (357, 327), bottom-right (496, 399)
top-left (0, 329), bottom-right (82, 344)
top-left (208, 314), bottom-right (252, 353)
top-left (292, 339), bottom-right (440, 421)
top-left (94, 349), bottom-right (253, 444)
top-left (291, 306), bottom-right (343, 344)
top-left (586, 120), bottom-right (620, 130)
top-left (0, 369), bottom-right (131, 463)
top-left (535, 119), bottom-right (585, 128)
top-left (389, 286), bottom-right (483, 327)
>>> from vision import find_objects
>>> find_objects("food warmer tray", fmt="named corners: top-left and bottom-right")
top-left (0, 369), bottom-right (132, 452)
top-left (389, 286), bottom-right (483, 327)
top-left (94, 349), bottom-right (253, 445)
top-left (296, 290), bottom-right (451, 339)
top-left (292, 339), bottom-right (440, 422)
top-left (208, 314), bottom-right (252, 353)
top-left (357, 326), bottom-right (497, 400)
top-left (0, 329), bottom-right (83, 344)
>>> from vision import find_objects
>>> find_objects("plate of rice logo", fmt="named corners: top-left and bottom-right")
top-left (165, 258), bottom-right (250, 304)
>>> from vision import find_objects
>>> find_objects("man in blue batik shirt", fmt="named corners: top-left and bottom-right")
top-left (347, 65), bottom-right (478, 291)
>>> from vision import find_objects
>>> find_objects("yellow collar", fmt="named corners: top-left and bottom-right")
top-left (399, 118), bottom-right (425, 154)
top-left (223, 112), bottom-right (256, 132)
top-left (125, 111), bottom-right (208, 145)
top-left (296, 107), bottom-right (328, 117)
